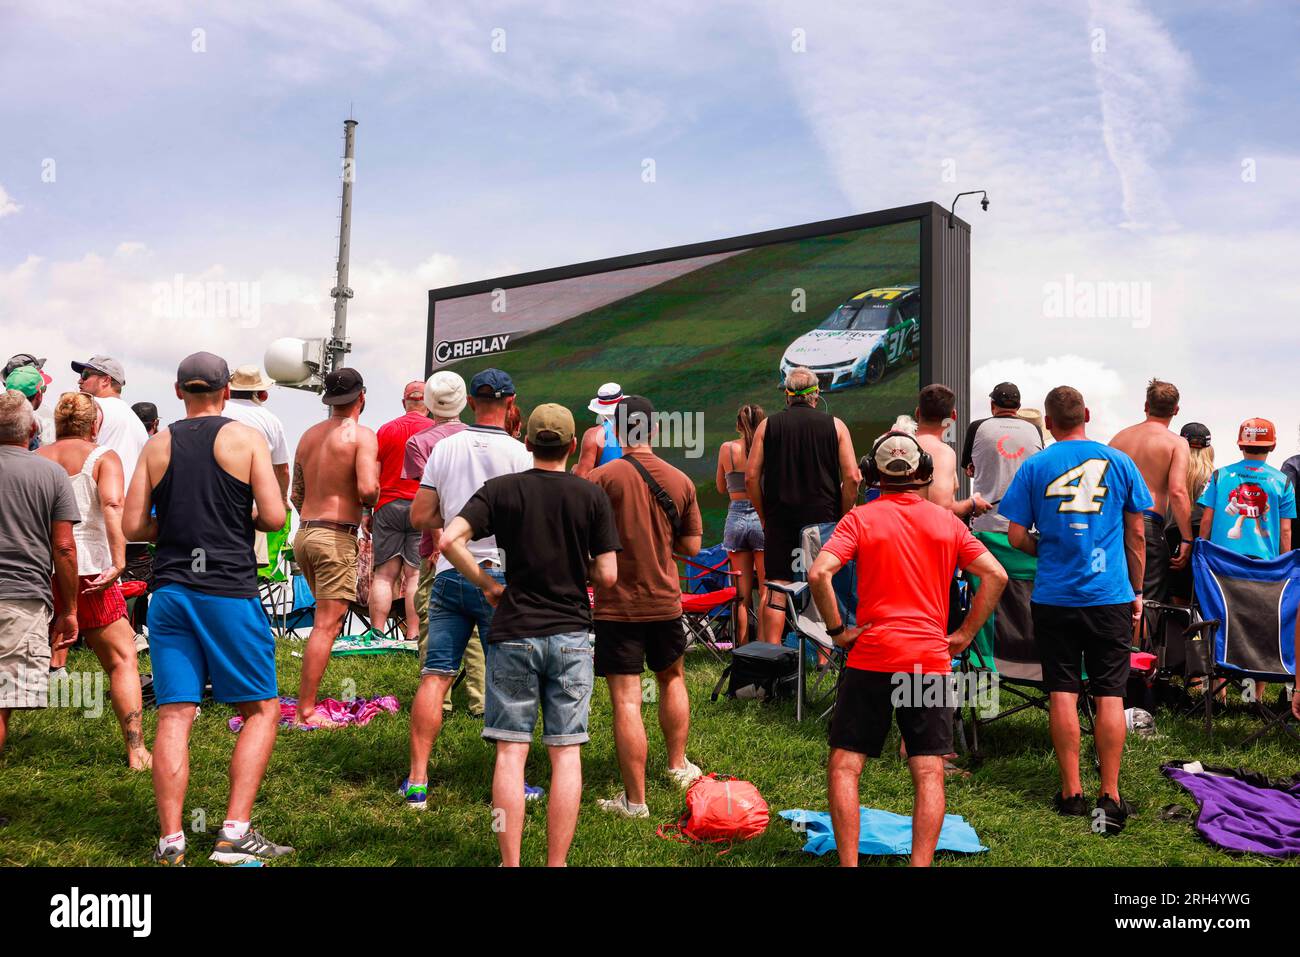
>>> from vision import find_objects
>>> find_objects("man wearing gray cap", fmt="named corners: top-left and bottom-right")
top-left (124, 351), bottom-right (290, 866)
top-left (74, 355), bottom-right (149, 490)
top-left (76, 355), bottom-right (154, 621)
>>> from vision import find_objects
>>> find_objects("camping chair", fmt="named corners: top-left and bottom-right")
top-left (764, 522), bottom-right (854, 722)
top-left (960, 531), bottom-right (1094, 758)
top-left (1185, 539), bottom-right (1299, 746)
top-left (678, 546), bottom-right (743, 663)
top-left (258, 521), bottom-right (295, 637)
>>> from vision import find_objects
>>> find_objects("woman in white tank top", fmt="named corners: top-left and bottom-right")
top-left (37, 392), bottom-right (151, 769)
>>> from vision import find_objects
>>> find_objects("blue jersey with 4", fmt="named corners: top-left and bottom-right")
top-left (1000, 439), bottom-right (1153, 607)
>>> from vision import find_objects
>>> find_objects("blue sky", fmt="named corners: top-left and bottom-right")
top-left (2, 0), bottom-right (1298, 460)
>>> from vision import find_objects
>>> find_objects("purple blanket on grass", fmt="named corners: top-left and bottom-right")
top-left (1163, 762), bottom-right (1300, 858)
top-left (227, 695), bottom-right (400, 732)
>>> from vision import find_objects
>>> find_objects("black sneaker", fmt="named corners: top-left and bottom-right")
top-left (1093, 795), bottom-right (1134, 835)
top-left (1053, 792), bottom-right (1089, 816)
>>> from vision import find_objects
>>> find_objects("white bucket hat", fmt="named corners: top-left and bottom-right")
top-left (587, 381), bottom-right (624, 416)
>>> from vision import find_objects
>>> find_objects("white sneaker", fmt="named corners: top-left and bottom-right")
top-left (666, 758), bottom-right (703, 789)
top-left (596, 792), bottom-right (649, 818)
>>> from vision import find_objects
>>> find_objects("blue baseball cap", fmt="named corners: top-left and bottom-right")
top-left (469, 368), bottom-right (515, 398)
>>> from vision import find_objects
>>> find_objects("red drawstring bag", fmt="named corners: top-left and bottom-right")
top-left (658, 774), bottom-right (769, 852)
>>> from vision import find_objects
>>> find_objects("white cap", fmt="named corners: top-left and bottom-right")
top-left (425, 371), bottom-right (467, 418)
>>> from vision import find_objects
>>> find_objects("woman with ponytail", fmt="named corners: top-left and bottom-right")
top-left (715, 404), bottom-right (766, 643)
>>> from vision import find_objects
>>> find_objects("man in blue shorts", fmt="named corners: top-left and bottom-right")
top-left (124, 352), bottom-right (289, 866)
top-left (1001, 385), bottom-right (1151, 835)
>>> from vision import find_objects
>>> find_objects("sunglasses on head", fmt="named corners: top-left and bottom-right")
top-left (80, 369), bottom-right (106, 381)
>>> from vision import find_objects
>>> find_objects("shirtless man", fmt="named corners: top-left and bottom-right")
top-left (290, 368), bottom-right (379, 728)
top-left (1108, 379), bottom-right (1192, 619)
top-left (914, 384), bottom-right (991, 520)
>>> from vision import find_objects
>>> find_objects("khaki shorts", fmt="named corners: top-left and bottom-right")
top-left (294, 526), bottom-right (359, 602)
top-left (0, 599), bottom-right (52, 710)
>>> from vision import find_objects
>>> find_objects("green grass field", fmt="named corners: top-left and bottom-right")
top-left (3, 642), bottom-right (1296, 867)
top-left (440, 222), bottom-right (922, 541)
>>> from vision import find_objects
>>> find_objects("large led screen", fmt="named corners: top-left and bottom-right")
top-left (428, 218), bottom-right (923, 542)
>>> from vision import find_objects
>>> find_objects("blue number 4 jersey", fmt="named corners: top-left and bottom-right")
top-left (1000, 439), bottom-right (1153, 607)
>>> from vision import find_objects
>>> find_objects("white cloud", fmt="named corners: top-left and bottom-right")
top-left (0, 183), bottom-right (20, 219)
top-left (973, 354), bottom-right (1127, 440)
top-left (771, 0), bottom-right (1300, 459)
top-left (1088, 0), bottom-right (1195, 229)
top-left (0, 244), bottom-right (473, 449)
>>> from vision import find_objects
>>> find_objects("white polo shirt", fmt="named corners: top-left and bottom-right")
top-left (94, 395), bottom-right (149, 489)
top-left (420, 424), bottom-right (532, 575)
top-left (223, 398), bottom-right (290, 465)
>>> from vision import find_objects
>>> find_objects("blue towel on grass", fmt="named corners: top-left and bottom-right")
top-left (780, 807), bottom-right (987, 856)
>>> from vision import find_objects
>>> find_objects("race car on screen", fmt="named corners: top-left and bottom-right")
top-left (778, 285), bottom-right (920, 391)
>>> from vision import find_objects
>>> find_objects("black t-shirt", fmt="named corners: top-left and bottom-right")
top-left (458, 469), bottom-right (621, 642)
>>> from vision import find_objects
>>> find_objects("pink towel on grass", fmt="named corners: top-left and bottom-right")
top-left (227, 695), bottom-right (400, 732)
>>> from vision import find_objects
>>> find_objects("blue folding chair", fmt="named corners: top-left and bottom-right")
top-left (1188, 539), bottom-right (1300, 745)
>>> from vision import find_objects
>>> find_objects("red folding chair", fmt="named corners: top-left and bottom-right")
top-left (677, 553), bottom-right (745, 663)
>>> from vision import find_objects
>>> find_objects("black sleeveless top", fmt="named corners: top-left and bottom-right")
top-left (760, 403), bottom-right (841, 521)
top-left (153, 417), bottom-right (258, 597)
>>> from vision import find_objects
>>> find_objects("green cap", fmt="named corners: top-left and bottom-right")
top-left (4, 365), bottom-right (45, 398)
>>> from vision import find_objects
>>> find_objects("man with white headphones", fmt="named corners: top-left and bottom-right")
top-left (808, 429), bottom-right (1007, 867)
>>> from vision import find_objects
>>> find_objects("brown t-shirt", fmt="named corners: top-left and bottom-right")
top-left (588, 445), bottom-right (703, 622)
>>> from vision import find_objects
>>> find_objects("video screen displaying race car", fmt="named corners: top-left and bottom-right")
top-left (429, 218), bottom-right (922, 541)
top-left (779, 285), bottom-right (919, 391)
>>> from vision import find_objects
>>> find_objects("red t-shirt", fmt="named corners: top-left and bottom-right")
top-left (376, 410), bottom-right (435, 510)
top-left (821, 492), bottom-right (986, 675)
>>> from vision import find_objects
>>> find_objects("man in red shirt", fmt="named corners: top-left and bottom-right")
top-left (368, 380), bottom-right (433, 638)
top-left (808, 431), bottom-right (1007, 867)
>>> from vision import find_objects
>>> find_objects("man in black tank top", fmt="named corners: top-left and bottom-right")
top-left (123, 352), bottom-right (291, 867)
top-left (745, 367), bottom-right (860, 643)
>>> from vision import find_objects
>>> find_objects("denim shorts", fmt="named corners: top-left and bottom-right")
top-left (483, 631), bottom-right (594, 746)
top-left (422, 567), bottom-right (505, 676)
top-left (722, 499), bottom-right (765, 553)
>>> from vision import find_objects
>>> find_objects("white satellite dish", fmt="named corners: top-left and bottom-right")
top-left (265, 337), bottom-right (325, 390)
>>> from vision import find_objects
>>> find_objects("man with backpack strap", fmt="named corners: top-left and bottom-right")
top-left (587, 395), bottom-right (704, 817)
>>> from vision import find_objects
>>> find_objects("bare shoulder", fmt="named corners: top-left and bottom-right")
top-left (144, 427), bottom-right (172, 460)
top-left (217, 419), bottom-right (263, 450)
top-left (1108, 422), bottom-right (1139, 448)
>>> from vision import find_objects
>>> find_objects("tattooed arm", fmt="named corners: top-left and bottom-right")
top-left (290, 460), bottom-right (305, 514)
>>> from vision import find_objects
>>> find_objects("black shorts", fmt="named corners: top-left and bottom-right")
top-left (1142, 512), bottom-right (1169, 604)
top-left (1031, 602), bottom-right (1132, 696)
top-left (762, 511), bottom-right (836, 582)
top-left (1165, 523), bottom-right (1193, 604)
top-left (593, 617), bottom-right (687, 676)
top-left (827, 668), bottom-right (955, 758)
